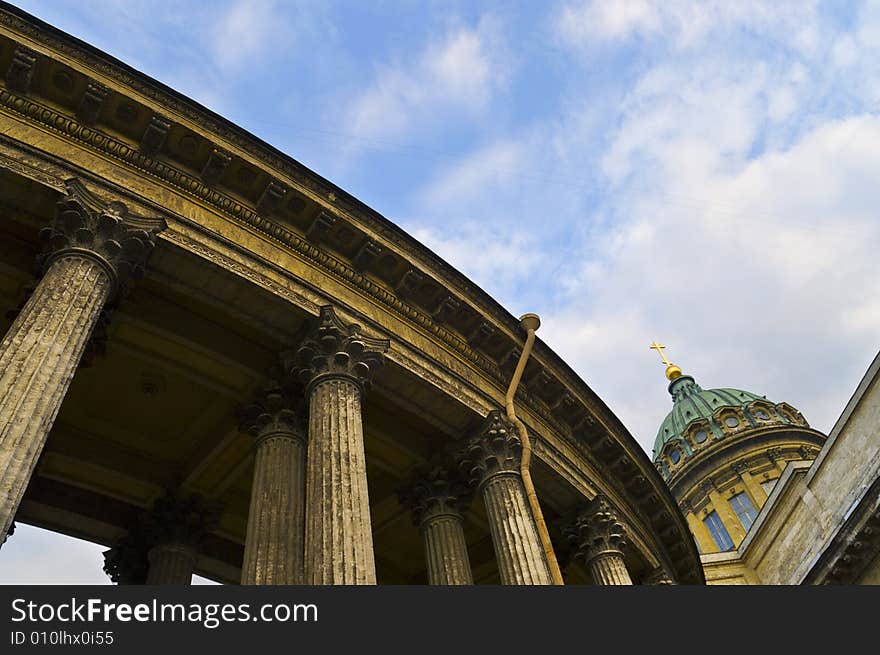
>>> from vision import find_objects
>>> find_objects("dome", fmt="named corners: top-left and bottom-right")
top-left (652, 373), bottom-right (805, 465)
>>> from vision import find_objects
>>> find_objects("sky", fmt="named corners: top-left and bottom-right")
top-left (1, 0), bottom-right (879, 583)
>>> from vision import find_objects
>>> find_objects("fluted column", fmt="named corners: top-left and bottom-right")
top-left (0, 180), bottom-right (161, 543)
top-left (399, 465), bottom-right (473, 585)
top-left (458, 410), bottom-right (552, 585)
top-left (290, 306), bottom-right (389, 585)
top-left (143, 492), bottom-right (214, 585)
top-left (566, 495), bottom-right (633, 585)
top-left (239, 380), bottom-right (307, 585)
top-left (147, 544), bottom-right (197, 585)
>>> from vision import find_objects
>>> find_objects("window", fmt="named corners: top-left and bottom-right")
top-left (694, 429), bottom-right (708, 443)
top-left (669, 448), bottom-right (681, 464)
top-left (761, 479), bottom-right (777, 496)
top-left (754, 408), bottom-right (770, 420)
top-left (725, 416), bottom-right (739, 428)
top-left (704, 511), bottom-right (734, 551)
top-left (729, 491), bottom-right (759, 531)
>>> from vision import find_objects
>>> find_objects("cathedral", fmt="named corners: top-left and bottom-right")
top-left (0, 4), bottom-right (876, 586)
top-left (650, 345), bottom-right (880, 584)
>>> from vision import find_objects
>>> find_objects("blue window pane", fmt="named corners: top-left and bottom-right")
top-left (729, 492), bottom-right (759, 532)
top-left (703, 511), bottom-right (734, 551)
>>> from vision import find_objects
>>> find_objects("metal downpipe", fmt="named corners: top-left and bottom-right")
top-left (504, 313), bottom-right (564, 585)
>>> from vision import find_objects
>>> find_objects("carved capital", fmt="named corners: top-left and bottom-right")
top-left (239, 376), bottom-right (306, 443)
top-left (102, 532), bottom-right (149, 584)
top-left (103, 492), bottom-right (215, 584)
top-left (458, 410), bottom-right (522, 488)
top-left (565, 495), bottom-right (628, 562)
top-left (397, 464), bottom-right (471, 525)
top-left (39, 180), bottom-right (165, 299)
top-left (290, 306), bottom-right (389, 395)
top-left (643, 566), bottom-right (675, 585)
top-left (141, 491), bottom-right (217, 549)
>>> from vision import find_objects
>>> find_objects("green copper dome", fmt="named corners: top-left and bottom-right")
top-left (653, 375), bottom-right (767, 459)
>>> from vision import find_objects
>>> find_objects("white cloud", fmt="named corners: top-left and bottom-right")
top-left (542, 113), bottom-right (880, 455)
top-left (347, 17), bottom-right (510, 141)
top-left (406, 223), bottom-right (543, 310)
top-left (411, 1), bottom-right (880, 458)
top-left (553, 1), bottom-right (820, 54)
top-left (209, 0), bottom-right (284, 73)
top-left (421, 140), bottom-right (529, 209)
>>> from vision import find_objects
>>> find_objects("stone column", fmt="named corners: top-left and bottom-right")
top-left (239, 380), bottom-right (307, 585)
top-left (142, 492), bottom-right (214, 585)
top-left (147, 543), bottom-right (197, 584)
top-left (289, 306), bottom-right (388, 585)
top-left (398, 465), bottom-right (473, 585)
top-left (0, 180), bottom-right (161, 543)
top-left (458, 410), bottom-right (552, 585)
top-left (566, 495), bottom-right (633, 585)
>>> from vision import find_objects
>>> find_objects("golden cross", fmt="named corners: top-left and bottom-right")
top-left (649, 341), bottom-right (673, 366)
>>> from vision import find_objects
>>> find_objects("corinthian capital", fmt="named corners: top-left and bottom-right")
top-left (398, 464), bottom-right (472, 525)
top-left (289, 306), bottom-right (389, 394)
top-left (141, 491), bottom-right (217, 548)
top-left (565, 495), bottom-right (628, 562)
top-left (239, 375), bottom-right (305, 442)
top-left (458, 410), bottom-right (522, 488)
top-left (39, 179), bottom-right (164, 299)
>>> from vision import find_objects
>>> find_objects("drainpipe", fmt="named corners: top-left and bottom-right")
top-left (505, 313), bottom-right (564, 585)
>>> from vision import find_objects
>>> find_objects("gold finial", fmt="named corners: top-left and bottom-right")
top-left (650, 341), bottom-right (682, 381)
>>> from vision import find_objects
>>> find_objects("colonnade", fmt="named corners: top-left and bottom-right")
top-left (0, 182), bottom-right (646, 585)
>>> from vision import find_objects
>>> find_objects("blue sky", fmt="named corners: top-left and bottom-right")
top-left (2, 0), bottom-right (880, 583)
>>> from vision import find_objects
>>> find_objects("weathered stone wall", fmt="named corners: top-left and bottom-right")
top-left (746, 353), bottom-right (880, 584)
